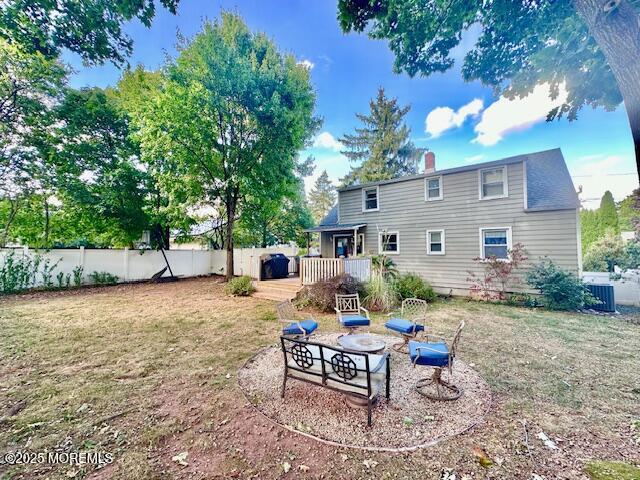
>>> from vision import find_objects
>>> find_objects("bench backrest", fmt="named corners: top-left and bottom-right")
top-left (335, 293), bottom-right (361, 314)
top-left (280, 336), bottom-right (374, 395)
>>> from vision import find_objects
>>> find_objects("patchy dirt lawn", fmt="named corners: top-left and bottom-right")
top-left (0, 277), bottom-right (639, 479)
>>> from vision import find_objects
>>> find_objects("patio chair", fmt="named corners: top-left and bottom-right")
top-left (408, 320), bottom-right (465, 401)
top-left (276, 300), bottom-right (318, 339)
top-left (334, 293), bottom-right (370, 333)
top-left (384, 298), bottom-right (428, 352)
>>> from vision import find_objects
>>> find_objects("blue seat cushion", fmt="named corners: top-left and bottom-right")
top-left (340, 314), bottom-right (370, 327)
top-left (385, 318), bottom-right (425, 335)
top-left (282, 319), bottom-right (318, 336)
top-left (408, 340), bottom-right (450, 367)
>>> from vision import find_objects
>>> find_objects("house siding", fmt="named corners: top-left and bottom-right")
top-left (336, 162), bottom-right (580, 295)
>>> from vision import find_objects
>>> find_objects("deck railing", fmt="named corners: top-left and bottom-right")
top-left (300, 257), bottom-right (371, 285)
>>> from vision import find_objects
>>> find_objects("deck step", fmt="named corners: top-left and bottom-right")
top-left (252, 279), bottom-right (303, 301)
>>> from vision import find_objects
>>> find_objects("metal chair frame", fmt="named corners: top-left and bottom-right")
top-left (387, 298), bottom-right (428, 352)
top-left (276, 300), bottom-right (315, 339)
top-left (411, 320), bottom-right (465, 401)
top-left (334, 293), bottom-right (370, 334)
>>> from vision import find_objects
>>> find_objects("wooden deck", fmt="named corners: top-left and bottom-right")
top-left (252, 275), bottom-right (302, 301)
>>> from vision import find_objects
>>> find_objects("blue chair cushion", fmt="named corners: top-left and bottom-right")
top-left (408, 340), bottom-right (450, 367)
top-left (282, 319), bottom-right (318, 336)
top-left (340, 314), bottom-right (370, 327)
top-left (385, 318), bottom-right (425, 335)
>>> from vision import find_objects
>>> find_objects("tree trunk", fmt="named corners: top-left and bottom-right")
top-left (43, 197), bottom-right (50, 246)
top-left (0, 198), bottom-right (19, 247)
top-left (225, 198), bottom-right (236, 281)
top-left (573, 0), bottom-right (640, 181)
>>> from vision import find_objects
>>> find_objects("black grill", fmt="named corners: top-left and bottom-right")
top-left (260, 253), bottom-right (290, 280)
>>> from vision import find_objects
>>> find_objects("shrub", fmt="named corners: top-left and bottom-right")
top-left (505, 292), bottom-right (539, 308)
top-left (224, 275), bottom-right (255, 296)
top-left (294, 273), bottom-right (363, 312)
top-left (526, 259), bottom-right (598, 310)
top-left (394, 273), bottom-right (436, 302)
top-left (467, 242), bottom-right (528, 301)
top-left (0, 251), bottom-right (41, 294)
top-left (583, 231), bottom-right (626, 272)
top-left (371, 255), bottom-right (398, 279)
top-left (89, 271), bottom-right (119, 286)
top-left (364, 272), bottom-right (398, 312)
top-left (72, 265), bottom-right (84, 287)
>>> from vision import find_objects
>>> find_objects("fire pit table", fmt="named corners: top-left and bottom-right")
top-left (338, 333), bottom-right (386, 354)
top-left (337, 334), bottom-right (387, 408)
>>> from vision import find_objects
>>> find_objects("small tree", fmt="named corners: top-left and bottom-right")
top-left (467, 243), bottom-right (528, 301)
top-left (599, 191), bottom-right (620, 235)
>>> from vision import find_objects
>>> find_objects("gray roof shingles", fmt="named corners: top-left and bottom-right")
top-left (336, 148), bottom-right (579, 212)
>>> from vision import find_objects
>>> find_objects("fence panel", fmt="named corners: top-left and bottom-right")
top-left (344, 257), bottom-right (371, 283)
top-left (583, 270), bottom-right (640, 306)
top-left (300, 258), bottom-right (345, 285)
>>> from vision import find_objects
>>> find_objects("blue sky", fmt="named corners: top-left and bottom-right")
top-left (64, 0), bottom-right (638, 209)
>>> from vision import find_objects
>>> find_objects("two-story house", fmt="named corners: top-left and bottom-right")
top-left (305, 148), bottom-right (581, 295)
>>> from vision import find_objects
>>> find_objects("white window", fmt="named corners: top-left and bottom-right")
top-left (479, 166), bottom-right (507, 199)
top-left (425, 175), bottom-right (443, 201)
top-left (479, 227), bottom-right (512, 259)
top-left (362, 186), bottom-right (379, 211)
top-left (426, 229), bottom-right (445, 255)
top-left (379, 231), bottom-right (399, 254)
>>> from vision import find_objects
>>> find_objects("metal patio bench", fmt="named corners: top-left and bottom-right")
top-left (280, 336), bottom-right (390, 426)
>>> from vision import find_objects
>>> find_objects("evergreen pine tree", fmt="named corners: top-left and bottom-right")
top-left (339, 87), bottom-right (419, 185)
top-left (308, 170), bottom-right (336, 223)
top-left (599, 190), bottom-right (620, 234)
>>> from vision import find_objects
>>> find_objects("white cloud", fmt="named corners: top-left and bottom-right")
top-left (463, 154), bottom-right (485, 164)
top-left (570, 154), bottom-right (638, 210)
top-left (297, 59), bottom-right (314, 70)
top-left (473, 83), bottom-right (568, 146)
top-left (425, 98), bottom-right (483, 138)
top-left (313, 132), bottom-right (343, 151)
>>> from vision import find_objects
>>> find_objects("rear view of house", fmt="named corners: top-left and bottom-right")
top-left (306, 148), bottom-right (581, 295)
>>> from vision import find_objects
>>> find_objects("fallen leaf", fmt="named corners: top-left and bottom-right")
top-left (472, 447), bottom-right (493, 468)
top-left (340, 454), bottom-right (348, 462)
top-left (225, 373), bottom-right (231, 379)
top-left (402, 416), bottom-right (414, 426)
top-left (282, 461), bottom-right (291, 473)
top-left (298, 465), bottom-right (310, 472)
top-left (172, 451), bottom-right (188, 466)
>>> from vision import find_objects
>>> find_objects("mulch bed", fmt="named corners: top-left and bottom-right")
top-left (238, 333), bottom-right (492, 451)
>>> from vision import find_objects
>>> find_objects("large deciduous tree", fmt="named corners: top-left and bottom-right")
top-left (338, 0), bottom-right (640, 179)
top-left (339, 87), bottom-right (418, 185)
top-left (130, 14), bottom-right (318, 279)
top-left (0, 0), bottom-right (179, 65)
top-left (308, 170), bottom-right (336, 223)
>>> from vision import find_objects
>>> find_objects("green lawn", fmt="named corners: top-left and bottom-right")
top-left (0, 277), bottom-right (639, 479)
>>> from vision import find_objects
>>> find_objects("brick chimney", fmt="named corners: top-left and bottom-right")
top-left (424, 151), bottom-right (436, 173)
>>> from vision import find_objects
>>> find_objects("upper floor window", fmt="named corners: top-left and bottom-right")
top-left (426, 229), bottom-right (445, 255)
top-left (480, 227), bottom-right (512, 259)
top-left (425, 176), bottom-right (443, 201)
top-left (379, 231), bottom-right (399, 254)
top-left (362, 186), bottom-right (379, 211)
top-left (479, 166), bottom-right (507, 199)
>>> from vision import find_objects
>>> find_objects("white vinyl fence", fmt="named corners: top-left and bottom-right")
top-left (0, 245), bottom-right (299, 288)
top-left (582, 270), bottom-right (640, 306)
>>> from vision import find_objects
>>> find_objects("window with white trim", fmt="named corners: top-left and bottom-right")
top-left (426, 229), bottom-right (445, 255)
top-left (425, 176), bottom-right (443, 201)
top-left (379, 231), bottom-right (399, 254)
top-left (480, 227), bottom-right (511, 259)
top-left (362, 186), bottom-right (379, 211)
top-left (479, 167), bottom-right (507, 199)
